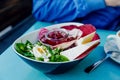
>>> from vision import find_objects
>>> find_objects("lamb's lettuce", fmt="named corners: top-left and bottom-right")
top-left (15, 40), bottom-right (69, 62)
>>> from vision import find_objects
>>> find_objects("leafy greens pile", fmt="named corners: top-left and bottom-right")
top-left (15, 40), bottom-right (69, 62)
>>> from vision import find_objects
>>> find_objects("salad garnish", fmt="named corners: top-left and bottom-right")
top-left (15, 40), bottom-right (69, 62)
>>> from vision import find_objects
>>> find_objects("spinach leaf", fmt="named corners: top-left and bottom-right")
top-left (48, 48), bottom-right (69, 62)
top-left (25, 40), bottom-right (33, 50)
top-left (15, 43), bottom-right (26, 54)
top-left (15, 41), bottom-right (35, 59)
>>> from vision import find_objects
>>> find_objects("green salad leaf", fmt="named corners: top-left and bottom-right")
top-left (15, 41), bottom-right (35, 59)
top-left (15, 40), bottom-right (69, 62)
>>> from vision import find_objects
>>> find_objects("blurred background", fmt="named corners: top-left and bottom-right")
top-left (0, 0), bottom-right (36, 53)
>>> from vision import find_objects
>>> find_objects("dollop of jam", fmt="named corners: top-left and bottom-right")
top-left (39, 28), bottom-right (76, 46)
top-left (46, 29), bottom-right (68, 41)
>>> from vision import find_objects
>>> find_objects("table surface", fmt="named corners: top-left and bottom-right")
top-left (0, 21), bottom-right (120, 80)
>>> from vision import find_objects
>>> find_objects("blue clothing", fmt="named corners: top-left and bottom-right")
top-left (33, 0), bottom-right (120, 30)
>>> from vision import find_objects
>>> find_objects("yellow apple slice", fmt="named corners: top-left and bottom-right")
top-left (76, 31), bottom-right (96, 45)
top-left (82, 31), bottom-right (96, 44)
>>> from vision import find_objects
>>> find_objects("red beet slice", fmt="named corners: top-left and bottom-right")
top-left (39, 28), bottom-right (49, 39)
top-left (78, 24), bottom-right (96, 37)
top-left (61, 25), bottom-right (78, 30)
top-left (92, 33), bottom-right (100, 41)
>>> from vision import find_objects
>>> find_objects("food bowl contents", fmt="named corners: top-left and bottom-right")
top-left (14, 24), bottom-right (100, 62)
top-left (15, 40), bottom-right (69, 62)
top-left (39, 28), bottom-right (82, 49)
top-left (61, 39), bottom-right (100, 60)
top-left (39, 24), bottom-right (99, 49)
top-left (62, 24), bottom-right (98, 44)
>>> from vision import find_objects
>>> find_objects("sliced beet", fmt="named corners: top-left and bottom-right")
top-left (78, 24), bottom-right (96, 37)
top-left (92, 33), bottom-right (100, 41)
top-left (39, 28), bottom-right (49, 39)
top-left (61, 25), bottom-right (78, 30)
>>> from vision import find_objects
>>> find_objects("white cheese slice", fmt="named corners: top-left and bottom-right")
top-left (61, 40), bottom-right (100, 61)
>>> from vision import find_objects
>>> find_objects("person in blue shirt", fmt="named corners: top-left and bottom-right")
top-left (32, 0), bottom-right (120, 31)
